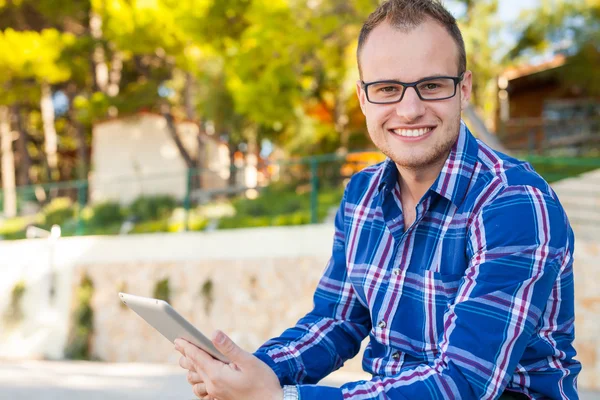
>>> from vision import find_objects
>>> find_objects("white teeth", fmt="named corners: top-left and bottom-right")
top-left (391, 127), bottom-right (432, 137)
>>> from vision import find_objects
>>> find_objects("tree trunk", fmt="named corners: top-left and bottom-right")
top-left (0, 106), bottom-right (17, 217)
top-left (66, 83), bottom-right (90, 180)
top-left (184, 72), bottom-right (196, 120)
top-left (163, 109), bottom-right (196, 169)
top-left (40, 82), bottom-right (59, 180)
top-left (334, 93), bottom-right (350, 152)
top-left (107, 46), bottom-right (122, 97)
top-left (182, 71), bottom-right (205, 189)
top-left (12, 105), bottom-right (32, 187)
top-left (228, 143), bottom-right (237, 187)
top-left (90, 10), bottom-right (108, 93)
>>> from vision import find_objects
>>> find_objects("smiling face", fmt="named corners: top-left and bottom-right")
top-left (356, 19), bottom-right (472, 172)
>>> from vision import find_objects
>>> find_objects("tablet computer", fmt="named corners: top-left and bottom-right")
top-left (118, 292), bottom-right (229, 363)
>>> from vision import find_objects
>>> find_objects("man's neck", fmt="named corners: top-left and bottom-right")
top-left (396, 155), bottom-right (448, 206)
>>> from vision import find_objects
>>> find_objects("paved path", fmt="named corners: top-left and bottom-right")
top-left (0, 360), bottom-right (597, 399)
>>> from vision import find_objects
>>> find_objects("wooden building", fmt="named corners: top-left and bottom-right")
top-left (496, 54), bottom-right (600, 154)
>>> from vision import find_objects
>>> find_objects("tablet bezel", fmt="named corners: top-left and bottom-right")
top-left (118, 292), bottom-right (229, 363)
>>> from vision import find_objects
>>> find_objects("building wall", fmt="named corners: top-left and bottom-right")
top-left (496, 83), bottom-right (561, 151)
top-left (0, 221), bottom-right (598, 389)
top-left (90, 113), bottom-right (230, 204)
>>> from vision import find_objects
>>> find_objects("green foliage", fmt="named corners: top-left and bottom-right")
top-left (42, 197), bottom-right (75, 227)
top-left (131, 219), bottom-right (169, 234)
top-left (218, 182), bottom-right (343, 229)
top-left (65, 274), bottom-right (95, 360)
top-left (153, 278), bottom-right (171, 304)
top-left (88, 201), bottom-right (124, 228)
top-left (526, 157), bottom-right (600, 183)
top-left (506, 0), bottom-right (599, 95)
top-left (3, 280), bottom-right (26, 325)
top-left (129, 195), bottom-right (177, 221)
top-left (0, 215), bottom-right (34, 240)
top-left (199, 279), bottom-right (214, 314)
top-left (187, 214), bottom-right (209, 231)
top-left (0, 28), bottom-right (74, 85)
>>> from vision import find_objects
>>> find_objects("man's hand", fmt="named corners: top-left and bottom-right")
top-left (178, 354), bottom-right (210, 399)
top-left (175, 331), bottom-right (283, 400)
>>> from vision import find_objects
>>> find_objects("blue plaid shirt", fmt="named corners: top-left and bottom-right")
top-left (255, 123), bottom-right (580, 399)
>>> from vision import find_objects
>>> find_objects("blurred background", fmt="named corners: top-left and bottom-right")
top-left (0, 0), bottom-right (598, 398)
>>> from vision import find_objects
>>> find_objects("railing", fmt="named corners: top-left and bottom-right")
top-left (498, 117), bottom-right (600, 153)
top-left (1, 152), bottom-right (599, 240)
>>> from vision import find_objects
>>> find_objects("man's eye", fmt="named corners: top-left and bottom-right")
top-left (379, 86), bottom-right (398, 93)
top-left (424, 83), bottom-right (439, 90)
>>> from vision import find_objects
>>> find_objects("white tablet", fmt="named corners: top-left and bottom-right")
top-left (118, 292), bottom-right (229, 363)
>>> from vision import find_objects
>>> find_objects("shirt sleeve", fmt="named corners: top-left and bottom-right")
top-left (293, 184), bottom-right (572, 400)
top-left (253, 186), bottom-right (372, 386)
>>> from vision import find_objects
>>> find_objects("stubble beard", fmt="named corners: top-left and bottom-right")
top-left (368, 114), bottom-right (462, 171)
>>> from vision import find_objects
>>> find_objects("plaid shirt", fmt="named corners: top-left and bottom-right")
top-left (255, 123), bottom-right (580, 399)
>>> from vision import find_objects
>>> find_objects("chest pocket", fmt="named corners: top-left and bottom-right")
top-left (421, 269), bottom-right (463, 304)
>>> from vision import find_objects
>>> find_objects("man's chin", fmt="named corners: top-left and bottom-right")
top-left (389, 151), bottom-right (443, 171)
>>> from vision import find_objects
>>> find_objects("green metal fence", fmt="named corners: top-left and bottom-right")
top-left (1, 152), bottom-right (599, 240)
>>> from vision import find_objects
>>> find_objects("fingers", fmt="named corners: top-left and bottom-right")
top-left (179, 355), bottom-right (196, 372)
top-left (175, 338), bottom-right (221, 376)
top-left (187, 369), bottom-right (204, 385)
top-left (192, 382), bottom-right (208, 398)
top-left (211, 330), bottom-right (251, 365)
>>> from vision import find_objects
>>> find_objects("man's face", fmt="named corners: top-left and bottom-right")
top-left (356, 19), bottom-right (472, 171)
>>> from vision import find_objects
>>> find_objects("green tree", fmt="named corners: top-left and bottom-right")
top-left (507, 0), bottom-right (600, 95)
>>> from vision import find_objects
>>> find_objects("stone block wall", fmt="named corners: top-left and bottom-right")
top-left (0, 223), bottom-right (598, 388)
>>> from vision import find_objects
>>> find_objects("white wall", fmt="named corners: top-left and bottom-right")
top-left (0, 221), bottom-right (598, 389)
top-left (0, 225), bottom-right (333, 360)
top-left (91, 114), bottom-right (202, 204)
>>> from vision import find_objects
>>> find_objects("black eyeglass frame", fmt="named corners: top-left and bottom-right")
top-left (361, 72), bottom-right (465, 104)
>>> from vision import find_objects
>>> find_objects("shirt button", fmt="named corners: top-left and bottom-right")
top-left (392, 352), bottom-right (400, 361)
top-left (378, 320), bottom-right (387, 329)
top-left (392, 268), bottom-right (400, 276)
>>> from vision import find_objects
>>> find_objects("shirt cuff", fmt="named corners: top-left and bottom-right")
top-left (298, 384), bottom-right (344, 400)
top-left (253, 350), bottom-right (297, 385)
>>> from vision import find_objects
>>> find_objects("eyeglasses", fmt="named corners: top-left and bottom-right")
top-left (361, 73), bottom-right (465, 104)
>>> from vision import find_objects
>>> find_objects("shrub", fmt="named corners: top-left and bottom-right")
top-left (216, 183), bottom-right (343, 230)
top-left (65, 274), bottom-right (94, 360)
top-left (129, 195), bottom-right (177, 221)
top-left (89, 201), bottom-right (123, 227)
top-left (199, 279), bottom-right (214, 314)
top-left (272, 211), bottom-right (310, 226)
top-left (131, 219), bottom-right (169, 234)
top-left (42, 197), bottom-right (75, 227)
top-left (3, 280), bottom-right (26, 325)
top-left (153, 278), bottom-right (171, 303)
top-left (188, 216), bottom-right (209, 231)
top-left (217, 215), bottom-right (272, 229)
top-left (0, 216), bottom-right (32, 240)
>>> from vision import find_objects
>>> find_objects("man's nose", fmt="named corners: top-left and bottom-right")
top-left (394, 87), bottom-right (426, 121)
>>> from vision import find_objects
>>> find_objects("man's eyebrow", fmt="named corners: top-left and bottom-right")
top-left (383, 74), bottom-right (452, 82)
top-left (364, 73), bottom-right (456, 83)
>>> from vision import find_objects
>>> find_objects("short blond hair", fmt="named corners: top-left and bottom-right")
top-left (357, 0), bottom-right (466, 77)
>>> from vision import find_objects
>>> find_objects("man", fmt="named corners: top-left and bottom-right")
top-left (175, 0), bottom-right (581, 398)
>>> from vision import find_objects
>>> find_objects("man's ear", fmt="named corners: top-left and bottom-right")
top-left (459, 70), bottom-right (473, 111)
top-left (356, 80), bottom-right (366, 115)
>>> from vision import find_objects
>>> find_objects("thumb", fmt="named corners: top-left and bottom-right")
top-left (212, 330), bottom-right (250, 364)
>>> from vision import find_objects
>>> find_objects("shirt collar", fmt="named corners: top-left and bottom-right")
top-left (430, 121), bottom-right (479, 207)
top-left (375, 121), bottom-right (479, 208)
top-left (376, 157), bottom-right (399, 195)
